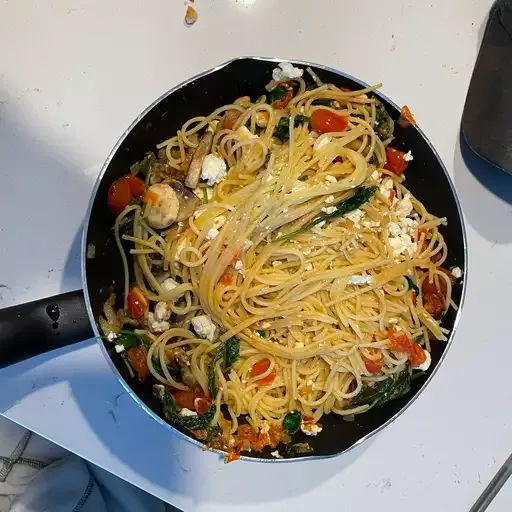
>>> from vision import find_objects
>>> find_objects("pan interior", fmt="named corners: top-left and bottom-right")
top-left (85, 58), bottom-right (465, 459)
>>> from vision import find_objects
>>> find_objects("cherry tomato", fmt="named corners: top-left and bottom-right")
top-left (363, 356), bottom-right (383, 374)
top-left (123, 174), bottom-right (145, 197)
top-left (273, 85), bottom-right (294, 109)
top-left (127, 287), bottom-right (148, 318)
top-left (127, 346), bottom-right (149, 382)
top-left (409, 341), bottom-right (427, 368)
top-left (399, 105), bottom-right (416, 127)
top-left (107, 177), bottom-right (132, 214)
top-left (383, 148), bottom-right (409, 176)
top-left (423, 293), bottom-right (443, 318)
top-left (250, 359), bottom-right (276, 385)
top-left (221, 272), bottom-right (233, 285)
top-left (311, 109), bottom-right (348, 134)
top-left (173, 390), bottom-right (210, 413)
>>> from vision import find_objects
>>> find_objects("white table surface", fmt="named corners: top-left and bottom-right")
top-left (1, 0), bottom-right (512, 510)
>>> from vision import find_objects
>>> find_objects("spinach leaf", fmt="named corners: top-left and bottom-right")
top-left (257, 330), bottom-right (266, 337)
top-left (274, 115), bottom-right (310, 142)
top-left (374, 100), bottom-right (393, 141)
top-left (130, 152), bottom-right (156, 177)
top-left (284, 442), bottom-right (314, 457)
top-left (405, 276), bottom-right (420, 294)
top-left (161, 391), bottom-right (216, 431)
top-left (208, 338), bottom-right (240, 398)
top-left (411, 371), bottom-right (427, 381)
top-left (275, 186), bottom-right (378, 242)
top-left (268, 87), bottom-right (285, 104)
top-left (413, 335), bottom-right (423, 343)
top-left (350, 370), bottom-right (411, 410)
top-left (282, 411), bottom-right (301, 435)
top-left (114, 330), bottom-right (142, 348)
top-left (312, 99), bottom-right (333, 107)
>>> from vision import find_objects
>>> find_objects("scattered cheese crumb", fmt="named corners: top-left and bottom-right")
top-left (191, 315), bottom-right (217, 341)
top-left (271, 450), bottom-right (283, 459)
top-left (234, 259), bottom-right (244, 271)
top-left (404, 150), bottom-right (414, 162)
top-left (321, 206), bottom-right (337, 215)
top-left (451, 266), bottom-right (463, 278)
top-left (300, 421), bottom-right (323, 436)
top-left (272, 62), bottom-right (304, 81)
top-left (272, 261), bottom-right (282, 267)
top-left (201, 153), bottom-right (227, 186)
top-left (161, 277), bottom-right (179, 293)
top-left (348, 275), bottom-right (373, 285)
top-left (106, 332), bottom-right (117, 342)
top-left (316, 220), bottom-right (326, 228)
top-left (242, 240), bottom-right (254, 251)
top-left (207, 228), bottom-right (219, 239)
top-left (324, 195), bottom-right (335, 204)
top-left (395, 193), bottom-right (413, 218)
top-left (345, 208), bottom-right (365, 228)
top-left (180, 408), bottom-right (198, 417)
top-left (305, 262), bottom-right (313, 271)
top-left (415, 349), bottom-right (431, 371)
top-left (114, 344), bottom-right (125, 354)
top-left (325, 175), bottom-right (337, 183)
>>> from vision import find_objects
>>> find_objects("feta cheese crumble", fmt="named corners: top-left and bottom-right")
top-left (191, 315), bottom-right (217, 341)
top-left (344, 208), bottom-right (365, 228)
top-left (321, 206), bottom-right (337, 215)
top-left (207, 228), bottom-right (219, 239)
top-left (348, 275), bottom-right (373, 285)
top-left (324, 195), bottom-right (335, 204)
top-left (404, 150), bottom-right (414, 162)
top-left (272, 62), bottom-right (304, 82)
top-left (234, 259), bottom-right (244, 271)
top-left (325, 175), bottom-right (337, 183)
top-left (451, 266), bottom-right (463, 279)
top-left (114, 344), bottom-right (125, 354)
top-left (300, 421), bottom-right (323, 436)
top-left (161, 277), bottom-right (179, 292)
top-left (201, 153), bottom-right (227, 186)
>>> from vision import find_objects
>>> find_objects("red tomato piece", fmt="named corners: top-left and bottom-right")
top-left (363, 356), bottom-right (383, 373)
top-left (127, 287), bottom-right (148, 318)
top-left (194, 396), bottom-right (211, 415)
top-left (338, 87), bottom-right (352, 92)
top-left (222, 109), bottom-right (242, 130)
top-left (221, 272), bottom-right (233, 285)
top-left (423, 293), bottom-right (443, 318)
top-left (250, 359), bottom-right (276, 385)
top-left (127, 346), bottom-right (149, 382)
top-left (273, 83), bottom-right (294, 109)
top-left (173, 390), bottom-right (210, 413)
top-left (107, 177), bottom-right (132, 214)
top-left (409, 341), bottom-right (427, 368)
top-left (384, 148), bottom-right (409, 176)
top-left (399, 105), bottom-right (416, 126)
top-left (311, 109), bottom-right (348, 134)
top-left (123, 174), bottom-right (145, 197)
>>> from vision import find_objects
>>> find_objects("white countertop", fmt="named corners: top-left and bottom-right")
top-left (1, 0), bottom-right (512, 510)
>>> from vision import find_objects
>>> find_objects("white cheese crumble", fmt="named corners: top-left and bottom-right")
top-left (271, 450), bottom-right (283, 459)
top-left (395, 193), bottom-right (413, 218)
top-left (305, 262), bottom-right (313, 271)
top-left (325, 175), bottom-right (337, 183)
top-left (207, 228), bottom-right (219, 239)
top-left (315, 220), bottom-right (326, 228)
top-left (300, 421), bottom-right (323, 436)
top-left (106, 331), bottom-right (117, 342)
top-left (161, 277), bottom-right (179, 293)
top-left (415, 350), bottom-right (431, 371)
top-left (380, 178), bottom-right (394, 197)
top-left (272, 62), bottom-right (304, 81)
top-left (388, 318), bottom-right (399, 324)
top-left (451, 266), bottom-right (463, 279)
top-left (321, 206), bottom-right (337, 215)
top-left (404, 150), bottom-right (414, 162)
top-left (191, 315), bottom-right (217, 341)
top-left (387, 217), bottom-right (419, 257)
top-left (114, 344), bottom-right (125, 354)
top-left (371, 170), bottom-right (380, 181)
top-left (179, 408), bottom-right (198, 417)
top-left (147, 312), bottom-right (170, 333)
top-left (201, 153), bottom-right (227, 186)
top-left (344, 208), bottom-right (365, 228)
top-left (272, 260), bottom-right (283, 267)
top-left (324, 195), bottom-right (335, 204)
top-left (348, 275), bottom-right (373, 285)
top-left (234, 259), bottom-right (244, 271)
top-left (154, 302), bottom-right (171, 322)
top-left (362, 220), bottom-right (380, 229)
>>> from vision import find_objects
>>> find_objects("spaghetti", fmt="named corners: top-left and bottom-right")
top-left (100, 63), bottom-right (461, 459)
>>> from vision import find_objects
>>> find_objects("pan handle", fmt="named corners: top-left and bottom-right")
top-left (0, 290), bottom-right (94, 369)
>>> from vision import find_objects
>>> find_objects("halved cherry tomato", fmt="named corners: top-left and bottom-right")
top-left (127, 346), bottom-right (149, 382)
top-left (273, 85), bottom-right (294, 110)
top-left (123, 174), bottom-right (145, 197)
top-left (363, 356), bottom-right (383, 373)
top-left (384, 148), bottom-right (409, 176)
top-left (388, 189), bottom-right (396, 203)
top-left (423, 292), bottom-right (443, 318)
top-left (127, 287), bottom-right (148, 318)
top-left (250, 359), bottom-right (276, 385)
top-left (107, 177), bottom-right (132, 214)
top-left (311, 109), bottom-right (348, 134)
top-left (388, 330), bottom-right (426, 368)
top-left (421, 268), bottom-right (455, 297)
top-left (173, 390), bottom-right (210, 413)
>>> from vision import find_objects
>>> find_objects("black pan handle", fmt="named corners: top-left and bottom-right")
top-left (0, 290), bottom-right (94, 368)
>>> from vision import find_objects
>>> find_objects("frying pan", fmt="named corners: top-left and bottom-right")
top-left (0, 57), bottom-right (467, 460)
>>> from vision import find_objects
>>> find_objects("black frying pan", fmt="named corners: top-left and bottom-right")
top-left (0, 57), bottom-right (467, 460)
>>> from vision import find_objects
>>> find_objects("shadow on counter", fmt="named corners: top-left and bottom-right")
top-left (453, 130), bottom-right (512, 245)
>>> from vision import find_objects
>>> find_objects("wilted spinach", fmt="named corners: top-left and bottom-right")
top-left (208, 338), bottom-right (240, 398)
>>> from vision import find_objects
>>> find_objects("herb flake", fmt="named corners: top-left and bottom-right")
top-left (282, 411), bottom-right (301, 435)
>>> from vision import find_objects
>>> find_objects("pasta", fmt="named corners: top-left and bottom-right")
top-left (101, 63), bottom-right (462, 460)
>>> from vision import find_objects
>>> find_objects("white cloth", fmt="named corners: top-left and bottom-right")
top-left (0, 416), bottom-right (171, 512)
